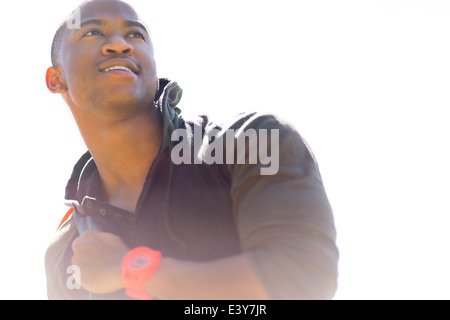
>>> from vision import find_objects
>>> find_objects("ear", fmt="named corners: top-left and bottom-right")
top-left (46, 67), bottom-right (67, 94)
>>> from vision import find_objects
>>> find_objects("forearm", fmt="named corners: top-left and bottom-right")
top-left (144, 253), bottom-right (270, 300)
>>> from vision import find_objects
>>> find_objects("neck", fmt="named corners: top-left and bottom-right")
top-left (73, 106), bottom-right (163, 212)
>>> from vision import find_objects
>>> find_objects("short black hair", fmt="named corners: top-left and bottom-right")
top-left (51, 22), bottom-right (68, 67)
top-left (51, 0), bottom-right (91, 66)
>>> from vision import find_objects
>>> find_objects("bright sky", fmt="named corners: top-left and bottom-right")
top-left (0, 0), bottom-right (449, 299)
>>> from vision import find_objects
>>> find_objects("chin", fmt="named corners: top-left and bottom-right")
top-left (96, 92), bottom-right (153, 117)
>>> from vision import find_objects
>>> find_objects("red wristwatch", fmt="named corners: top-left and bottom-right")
top-left (121, 246), bottom-right (161, 300)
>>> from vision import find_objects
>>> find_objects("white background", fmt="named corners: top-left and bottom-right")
top-left (0, 0), bottom-right (449, 299)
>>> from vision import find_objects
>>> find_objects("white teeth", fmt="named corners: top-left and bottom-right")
top-left (103, 66), bottom-right (133, 73)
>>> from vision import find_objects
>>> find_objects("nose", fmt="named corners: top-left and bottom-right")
top-left (102, 35), bottom-right (133, 55)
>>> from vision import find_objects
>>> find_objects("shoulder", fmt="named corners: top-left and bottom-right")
top-left (187, 111), bottom-right (306, 149)
top-left (206, 111), bottom-right (316, 163)
top-left (172, 111), bottom-right (304, 145)
top-left (182, 111), bottom-right (318, 177)
top-left (205, 111), bottom-right (298, 132)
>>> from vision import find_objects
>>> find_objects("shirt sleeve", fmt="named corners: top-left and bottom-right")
top-left (227, 113), bottom-right (339, 299)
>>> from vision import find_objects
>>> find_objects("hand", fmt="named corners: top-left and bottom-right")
top-left (71, 230), bottom-right (130, 294)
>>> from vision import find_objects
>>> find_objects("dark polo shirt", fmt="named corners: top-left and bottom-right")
top-left (45, 79), bottom-right (339, 300)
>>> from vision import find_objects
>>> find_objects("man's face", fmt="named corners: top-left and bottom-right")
top-left (58, 0), bottom-right (157, 119)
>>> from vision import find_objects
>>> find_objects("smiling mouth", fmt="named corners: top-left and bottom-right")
top-left (102, 66), bottom-right (134, 73)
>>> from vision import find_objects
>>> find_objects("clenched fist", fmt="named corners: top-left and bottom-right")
top-left (71, 230), bottom-right (130, 294)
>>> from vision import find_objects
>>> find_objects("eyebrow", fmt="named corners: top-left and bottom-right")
top-left (78, 18), bottom-right (149, 34)
top-left (124, 20), bottom-right (149, 33)
top-left (79, 18), bottom-right (105, 29)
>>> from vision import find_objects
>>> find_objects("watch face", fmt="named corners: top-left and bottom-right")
top-left (130, 253), bottom-right (151, 271)
top-left (123, 247), bottom-right (161, 275)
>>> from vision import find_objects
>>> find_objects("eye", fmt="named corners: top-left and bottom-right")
top-left (128, 32), bottom-right (145, 40)
top-left (83, 30), bottom-right (103, 37)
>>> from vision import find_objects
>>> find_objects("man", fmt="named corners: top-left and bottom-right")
top-left (45, 0), bottom-right (339, 300)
